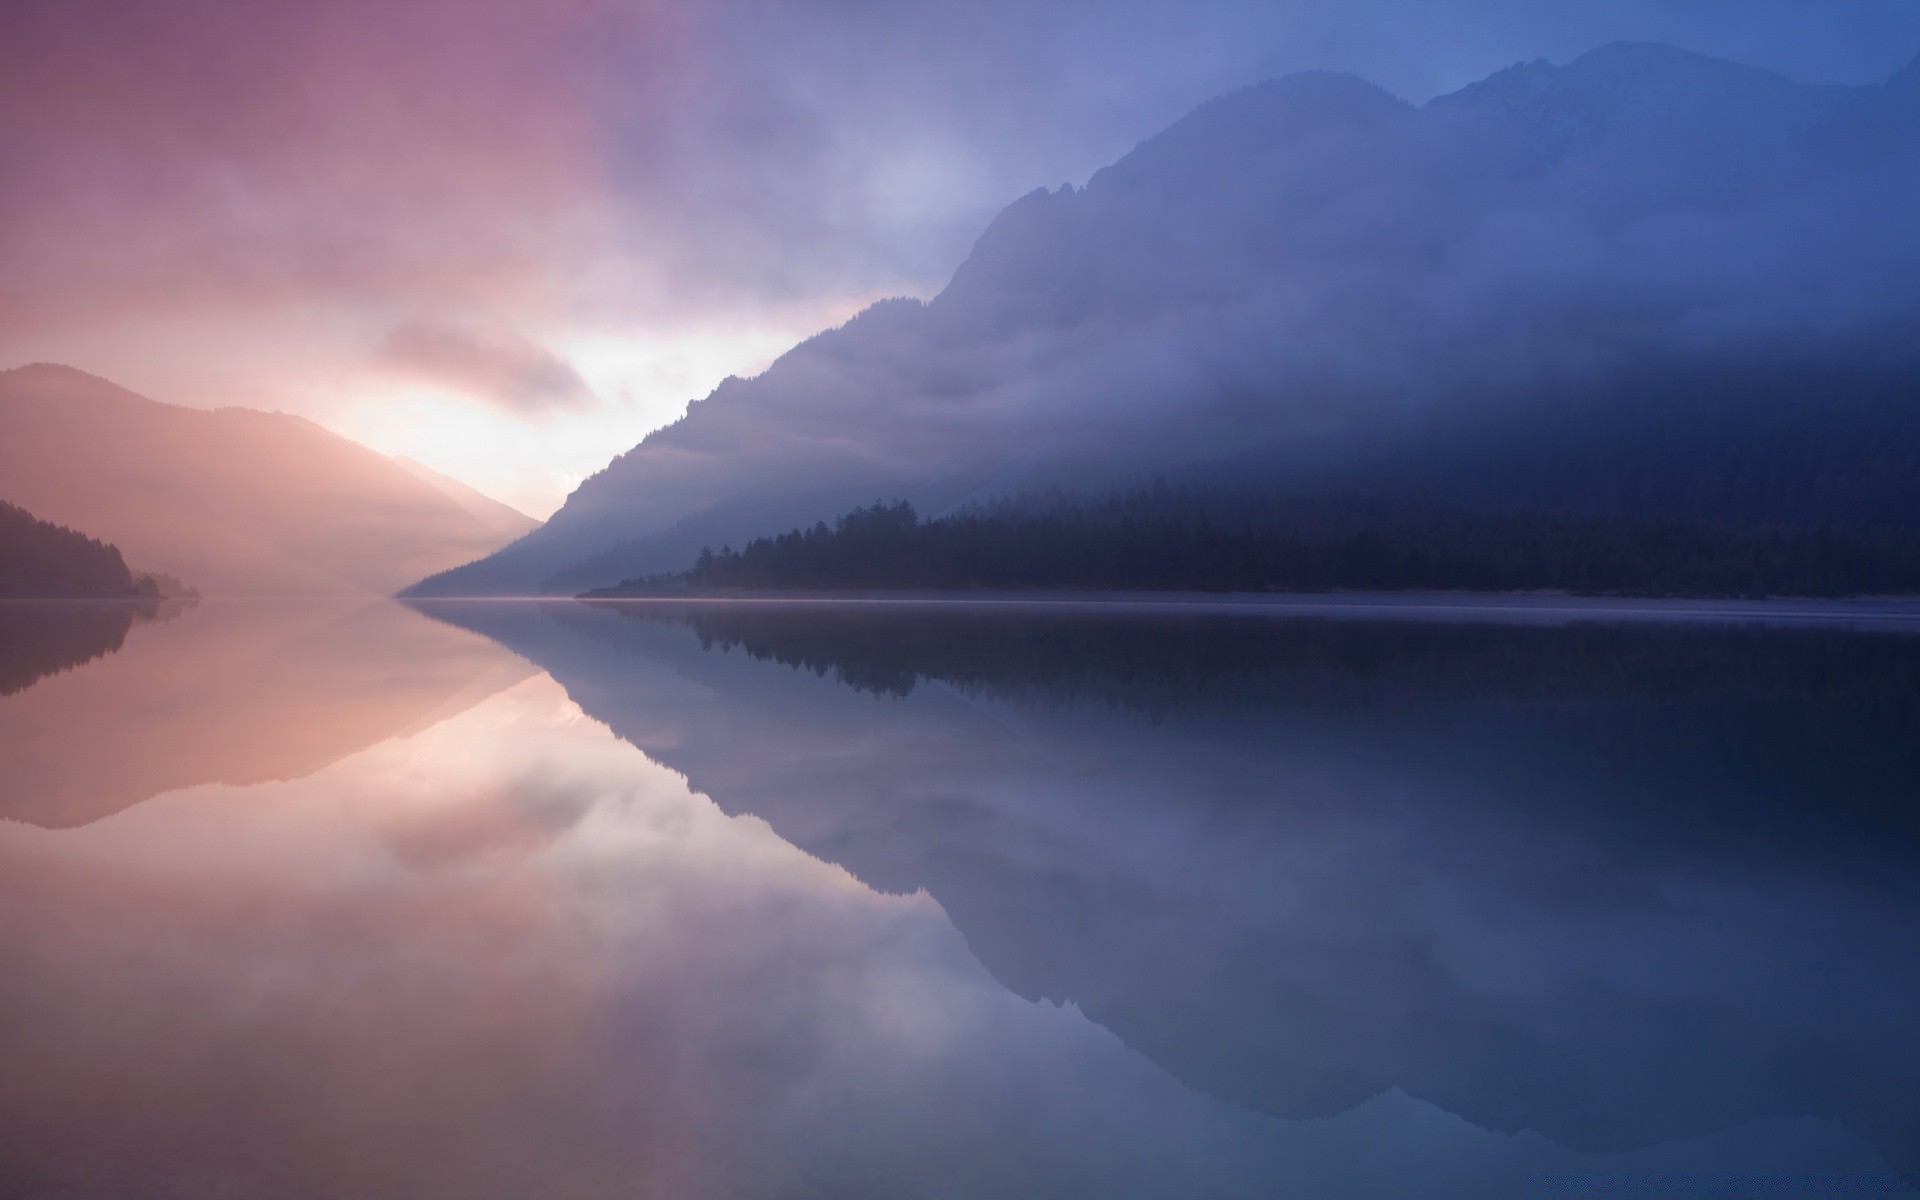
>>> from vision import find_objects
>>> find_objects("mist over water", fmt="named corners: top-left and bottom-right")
top-left (2, 596), bottom-right (1916, 1197)
top-left (8, 3), bottom-right (1920, 1195)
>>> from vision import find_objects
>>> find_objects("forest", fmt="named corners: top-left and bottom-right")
top-left (585, 488), bottom-right (1920, 599)
top-left (0, 500), bottom-right (158, 598)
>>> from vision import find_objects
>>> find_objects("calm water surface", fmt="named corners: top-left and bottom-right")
top-left (2, 596), bottom-right (1917, 1198)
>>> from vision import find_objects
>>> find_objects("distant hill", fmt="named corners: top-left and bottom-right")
top-left (411, 42), bottom-right (1920, 597)
top-left (0, 364), bottom-right (537, 595)
top-left (0, 499), bottom-right (156, 598)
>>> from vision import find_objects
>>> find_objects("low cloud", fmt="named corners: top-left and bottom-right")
top-left (379, 320), bottom-right (595, 416)
top-left (446, 46), bottom-right (1920, 592)
top-left (4, 1), bottom-right (1917, 513)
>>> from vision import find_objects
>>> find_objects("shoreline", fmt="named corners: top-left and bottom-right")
top-left (563, 588), bottom-right (1920, 630)
top-left (0, 593), bottom-right (166, 604)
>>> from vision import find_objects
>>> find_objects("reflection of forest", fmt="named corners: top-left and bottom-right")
top-left (614, 601), bottom-right (1920, 847)
top-left (435, 598), bottom-right (1920, 1173)
top-left (616, 600), bottom-right (1920, 705)
top-left (0, 599), bottom-right (162, 696)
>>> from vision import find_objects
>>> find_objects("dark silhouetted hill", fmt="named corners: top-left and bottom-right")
top-left (0, 499), bottom-right (156, 598)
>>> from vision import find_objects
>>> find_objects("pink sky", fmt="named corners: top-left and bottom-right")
top-left (0, 1), bottom-right (885, 515)
top-left (6, 0), bottom-right (1913, 516)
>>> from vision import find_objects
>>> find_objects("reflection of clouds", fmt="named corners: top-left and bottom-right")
top-left (4, 669), bottom-right (1897, 1197)
top-left (428, 603), bottom-right (1920, 1182)
top-left (0, 676), bottom-right (870, 1196)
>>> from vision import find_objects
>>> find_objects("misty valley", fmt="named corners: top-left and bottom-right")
top-left (1, 595), bottom-right (1917, 1197)
top-left (7, 15), bottom-right (1920, 1198)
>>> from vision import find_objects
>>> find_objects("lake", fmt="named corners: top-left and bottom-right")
top-left (3, 595), bottom-right (1917, 1198)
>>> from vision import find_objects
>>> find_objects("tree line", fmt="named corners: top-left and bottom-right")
top-left (587, 488), bottom-right (1920, 599)
top-left (0, 500), bottom-right (157, 597)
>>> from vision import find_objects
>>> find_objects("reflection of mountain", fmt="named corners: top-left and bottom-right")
top-left (0, 601), bottom-right (534, 827)
top-left (427, 599), bottom-right (1920, 1173)
top-left (0, 364), bottom-right (537, 596)
top-left (0, 600), bottom-right (162, 696)
top-left (415, 44), bottom-right (1920, 596)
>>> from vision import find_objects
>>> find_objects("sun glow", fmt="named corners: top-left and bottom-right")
top-left (337, 319), bottom-right (833, 520)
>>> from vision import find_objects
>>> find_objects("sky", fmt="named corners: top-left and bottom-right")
top-left (3, 0), bottom-right (1917, 516)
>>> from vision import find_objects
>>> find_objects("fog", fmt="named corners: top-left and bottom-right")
top-left (417, 43), bottom-right (1920, 593)
top-left (9, 3), bottom-right (1918, 514)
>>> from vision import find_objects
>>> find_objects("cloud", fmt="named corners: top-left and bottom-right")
top-left (0, 2), bottom-right (616, 328)
top-left (379, 320), bottom-right (596, 416)
top-left (3, 0), bottom-right (1917, 513)
top-left (411, 41), bottom-right (1920, 592)
top-left (5, 0), bottom-right (1914, 335)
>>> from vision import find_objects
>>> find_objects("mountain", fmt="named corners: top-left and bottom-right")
top-left (0, 364), bottom-right (537, 596)
top-left (409, 43), bottom-right (1920, 597)
top-left (392, 456), bottom-right (541, 545)
top-left (0, 499), bottom-right (156, 598)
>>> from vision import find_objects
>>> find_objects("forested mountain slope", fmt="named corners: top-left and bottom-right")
top-left (412, 43), bottom-right (1920, 597)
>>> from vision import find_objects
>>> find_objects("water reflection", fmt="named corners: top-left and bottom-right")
top-left (0, 597), bottom-right (1914, 1197)
top-left (433, 599), bottom-right (1920, 1180)
top-left (0, 596), bottom-right (170, 696)
top-left (0, 600), bottom-right (532, 827)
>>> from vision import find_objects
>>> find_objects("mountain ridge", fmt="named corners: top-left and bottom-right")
top-left (408, 41), bottom-right (1920, 598)
top-left (1, 363), bottom-right (535, 596)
